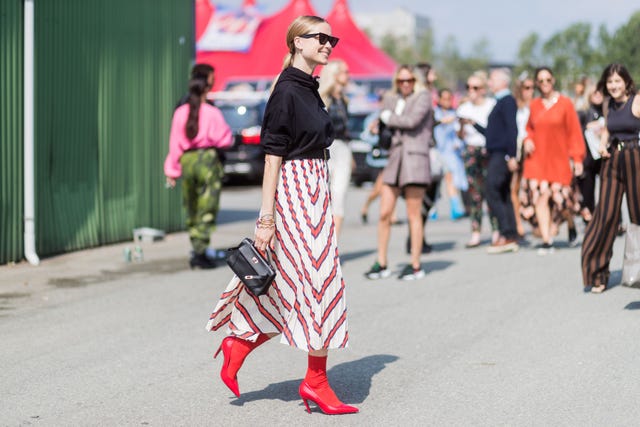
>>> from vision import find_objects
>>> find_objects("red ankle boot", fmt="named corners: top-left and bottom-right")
top-left (299, 355), bottom-right (358, 415)
top-left (214, 334), bottom-right (270, 397)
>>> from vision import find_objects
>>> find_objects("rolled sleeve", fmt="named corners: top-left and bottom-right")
top-left (261, 91), bottom-right (292, 156)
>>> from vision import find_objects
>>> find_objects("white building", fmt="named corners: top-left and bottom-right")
top-left (354, 8), bottom-right (431, 45)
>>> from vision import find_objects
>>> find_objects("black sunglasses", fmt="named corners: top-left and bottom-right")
top-left (299, 32), bottom-right (340, 48)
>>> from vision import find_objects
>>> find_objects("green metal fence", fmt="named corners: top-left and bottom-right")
top-left (1, 0), bottom-right (193, 264)
top-left (0, 0), bottom-right (24, 264)
top-left (33, 0), bottom-right (193, 257)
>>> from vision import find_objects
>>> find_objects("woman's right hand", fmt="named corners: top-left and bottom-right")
top-left (165, 177), bottom-right (176, 188)
top-left (598, 142), bottom-right (611, 159)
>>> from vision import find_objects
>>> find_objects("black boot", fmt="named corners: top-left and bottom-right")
top-left (189, 252), bottom-right (218, 269)
top-left (568, 226), bottom-right (578, 247)
top-left (406, 237), bottom-right (432, 254)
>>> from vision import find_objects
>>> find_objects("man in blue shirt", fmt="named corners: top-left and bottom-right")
top-left (485, 68), bottom-right (519, 254)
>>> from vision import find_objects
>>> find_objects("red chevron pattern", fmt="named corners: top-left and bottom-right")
top-left (206, 159), bottom-right (349, 351)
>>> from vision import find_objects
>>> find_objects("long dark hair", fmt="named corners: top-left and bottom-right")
top-left (597, 63), bottom-right (637, 98)
top-left (185, 78), bottom-right (208, 139)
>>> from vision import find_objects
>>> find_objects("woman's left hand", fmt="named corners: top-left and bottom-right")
top-left (523, 139), bottom-right (535, 155)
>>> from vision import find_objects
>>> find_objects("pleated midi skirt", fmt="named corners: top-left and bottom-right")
top-left (206, 159), bottom-right (349, 351)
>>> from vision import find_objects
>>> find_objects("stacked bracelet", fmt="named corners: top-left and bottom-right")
top-left (256, 214), bottom-right (275, 229)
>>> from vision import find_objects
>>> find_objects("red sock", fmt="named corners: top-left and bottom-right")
top-left (304, 355), bottom-right (341, 407)
top-left (228, 333), bottom-right (270, 378)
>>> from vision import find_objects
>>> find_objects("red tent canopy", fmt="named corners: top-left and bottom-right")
top-left (325, 0), bottom-right (396, 78)
top-left (198, 0), bottom-right (317, 91)
top-left (197, 0), bottom-right (396, 91)
top-left (195, 0), bottom-right (215, 42)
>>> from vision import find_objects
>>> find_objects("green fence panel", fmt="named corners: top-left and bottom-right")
top-left (35, 0), bottom-right (192, 257)
top-left (0, 0), bottom-right (24, 264)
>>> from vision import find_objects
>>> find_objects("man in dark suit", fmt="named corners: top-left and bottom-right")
top-left (485, 68), bottom-right (520, 254)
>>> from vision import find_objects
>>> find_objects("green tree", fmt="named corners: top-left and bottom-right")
top-left (515, 11), bottom-right (640, 90)
top-left (435, 36), bottom-right (490, 91)
top-left (436, 35), bottom-right (463, 89)
top-left (516, 32), bottom-right (540, 70)
top-left (601, 11), bottom-right (640, 79)
top-left (379, 33), bottom-right (415, 65)
top-left (415, 27), bottom-right (435, 63)
top-left (540, 22), bottom-right (598, 89)
top-left (379, 28), bottom-right (435, 66)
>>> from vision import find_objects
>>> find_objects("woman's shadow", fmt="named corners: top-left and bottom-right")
top-left (230, 354), bottom-right (398, 407)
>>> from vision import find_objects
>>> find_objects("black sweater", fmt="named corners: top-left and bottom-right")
top-left (261, 67), bottom-right (333, 160)
top-left (485, 94), bottom-right (518, 158)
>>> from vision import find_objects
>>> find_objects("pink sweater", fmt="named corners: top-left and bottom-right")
top-left (164, 103), bottom-right (233, 178)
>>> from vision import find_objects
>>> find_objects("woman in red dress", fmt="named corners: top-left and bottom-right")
top-left (521, 67), bottom-right (585, 254)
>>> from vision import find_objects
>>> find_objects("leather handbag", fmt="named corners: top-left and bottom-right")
top-left (622, 223), bottom-right (640, 288)
top-left (226, 238), bottom-right (276, 296)
top-left (377, 121), bottom-right (394, 150)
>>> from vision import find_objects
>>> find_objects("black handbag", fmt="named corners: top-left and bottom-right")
top-left (377, 121), bottom-right (394, 150)
top-left (226, 238), bottom-right (276, 296)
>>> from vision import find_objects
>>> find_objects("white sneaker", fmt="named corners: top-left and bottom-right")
top-left (398, 265), bottom-right (426, 280)
top-left (536, 242), bottom-right (555, 256)
top-left (365, 262), bottom-right (391, 280)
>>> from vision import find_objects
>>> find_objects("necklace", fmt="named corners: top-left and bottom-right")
top-left (542, 92), bottom-right (559, 109)
top-left (612, 95), bottom-right (628, 110)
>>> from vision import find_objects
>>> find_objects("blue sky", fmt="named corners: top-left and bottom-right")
top-left (222, 0), bottom-right (636, 62)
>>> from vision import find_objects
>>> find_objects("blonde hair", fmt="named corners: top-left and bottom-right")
top-left (391, 65), bottom-right (421, 94)
top-left (584, 83), bottom-right (600, 103)
top-left (469, 70), bottom-right (488, 87)
top-left (318, 59), bottom-right (347, 106)
top-left (515, 76), bottom-right (534, 108)
top-left (282, 15), bottom-right (327, 70)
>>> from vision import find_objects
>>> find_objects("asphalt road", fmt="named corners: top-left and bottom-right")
top-left (1, 185), bottom-right (638, 426)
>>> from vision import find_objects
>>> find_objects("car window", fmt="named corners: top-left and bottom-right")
top-left (348, 114), bottom-right (368, 135)
top-left (218, 104), bottom-right (263, 131)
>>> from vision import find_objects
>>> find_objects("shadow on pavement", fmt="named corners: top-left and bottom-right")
top-left (608, 269), bottom-right (622, 291)
top-left (230, 354), bottom-right (398, 407)
top-left (340, 249), bottom-right (376, 264)
top-left (430, 241), bottom-right (457, 252)
top-left (423, 260), bottom-right (454, 273)
top-left (624, 301), bottom-right (640, 310)
top-left (217, 209), bottom-right (258, 225)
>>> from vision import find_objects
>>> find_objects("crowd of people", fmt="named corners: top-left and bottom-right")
top-left (358, 62), bottom-right (639, 288)
top-left (162, 13), bottom-right (639, 416)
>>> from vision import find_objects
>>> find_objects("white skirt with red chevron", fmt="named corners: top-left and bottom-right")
top-left (206, 159), bottom-right (349, 351)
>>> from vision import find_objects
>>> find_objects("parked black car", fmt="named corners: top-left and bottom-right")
top-left (212, 93), bottom-right (268, 183)
top-left (348, 110), bottom-right (382, 186)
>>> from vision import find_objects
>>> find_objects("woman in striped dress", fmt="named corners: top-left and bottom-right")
top-left (206, 16), bottom-right (358, 415)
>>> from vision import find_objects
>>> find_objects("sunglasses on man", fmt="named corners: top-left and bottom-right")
top-left (299, 32), bottom-right (340, 48)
